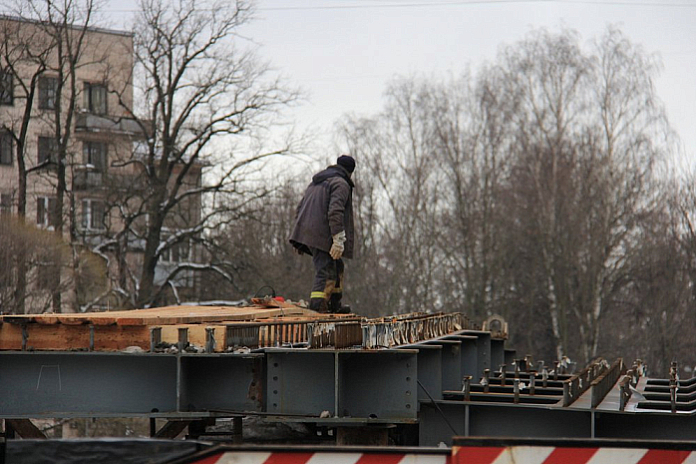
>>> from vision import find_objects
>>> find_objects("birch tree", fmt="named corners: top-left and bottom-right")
top-left (337, 78), bottom-right (444, 314)
top-left (497, 28), bottom-right (668, 362)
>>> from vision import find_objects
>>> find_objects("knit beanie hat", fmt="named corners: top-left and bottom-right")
top-left (337, 155), bottom-right (356, 173)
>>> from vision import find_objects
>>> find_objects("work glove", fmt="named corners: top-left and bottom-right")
top-left (329, 230), bottom-right (346, 260)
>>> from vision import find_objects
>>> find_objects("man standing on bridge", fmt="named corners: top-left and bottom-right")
top-left (290, 155), bottom-right (355, 314)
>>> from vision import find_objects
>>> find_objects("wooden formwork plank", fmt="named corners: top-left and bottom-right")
top-left (159, 324), bottom-right (227, 352)
top-left (34, 316), bottom-right (63, 325)
top-left (0, 304), bottom-right (316, 327)
top-left (111, 307), bottom-right (308, 326)
top-left (0, 304), bottom-right (363, 352)
top-left (0, 323), bottom-right (150, 351)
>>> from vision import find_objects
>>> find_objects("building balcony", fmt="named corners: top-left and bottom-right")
top-left (75, 112), bottom-right (146, 137)
top-left (73, 167), bottom-right (105, 191)
top-left (74, 167), bottom-right (147, 193)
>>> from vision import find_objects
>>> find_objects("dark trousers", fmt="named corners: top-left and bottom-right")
top-left (309, 247), bottom-right (344, 312)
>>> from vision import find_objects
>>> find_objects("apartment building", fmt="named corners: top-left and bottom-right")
top-left (0, 16), bottom-right (202, 312)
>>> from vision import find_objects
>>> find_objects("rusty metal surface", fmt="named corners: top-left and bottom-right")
top-left (2, 305), bottom-right (468, 352)
top-left (224, 317), bottom-right (362, 349)
top-left (361, 312), bottom-right (468, 349)
top-left (301, 312), bottom-right (469, 350)
top-left (6, 309), bottom-right (696, 449)
top-left (307, 320), bottom-right (363, 349)
top-left (637, 361), bottom-right (696, 412)
top-left (562, 358), bottom-right (610, 407)
top-left (590, 358), bottom-right (626, 408)
top-left (441, 358), bottom-right (573, 406)
top-left (482, 314), bottom-right (508, 339)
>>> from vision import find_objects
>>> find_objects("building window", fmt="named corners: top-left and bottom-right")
top-left (161, 233), bottom-right (191, 263)
top-left (83, 141), bottom-right (107, 172)
top-left (0, 131), bottom-right (12, 165)
top-left (0, 193), bottom-right (12, 216)
top-left (39, 76), bottom-right (59, 110)
top-left (81, 199), bottom-right (106, 230)
top-left (37, 196), bottom-right (57, 228)
top-left (84, 82), bottom-right (107, 115)
top-left (0, 70), bottom-right (12, 105)
top-left (38, 136), bottom-right (58, 165)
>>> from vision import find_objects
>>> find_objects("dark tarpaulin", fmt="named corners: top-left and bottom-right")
top-left (3, 438), bottom-right (210, 464)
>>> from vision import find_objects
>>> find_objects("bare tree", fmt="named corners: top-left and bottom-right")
top-left (335, 115), bottom-right (393, 316)
top-left (0, 15), bottom-right (53, 313)
top-left (199, 178), bottom-right (314, 303)
top-left (0, 1), bottom-right (104, 312)
top-left (483, 27), bottom-right (669, 363)
top-left (427, 71), bottom-right (515, 321)
top-left (36, 0), bottom-right (102, 313)
top-left (0, 216), bottom-right (98, 314)
top-left (102, 0), bottom-right (298, 308)
top-left (337, 78), bottom-right (445, 315)
top-left (604, 191), bottom-right (693, 375)
top-left (496, 28), bottom-right (592, 360)
top-left (574, 26), bottom-right (668, 361)
top-left (331, 26), bottom-right (673, 366)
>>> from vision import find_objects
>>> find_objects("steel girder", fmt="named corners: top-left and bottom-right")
top-left (419, 401), bottom-right (696, 446)
top-left (4, 328), bottom-right (696, 447)
top-left (0, 351), bottom-right (263, 417)
top-left (0, 349), bottom-right (419, 422)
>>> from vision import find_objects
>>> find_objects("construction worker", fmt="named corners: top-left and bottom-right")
top-left (290, 155), bottom-right (355, 313)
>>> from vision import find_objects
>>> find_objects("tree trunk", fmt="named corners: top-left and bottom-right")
top-left (137, 206), bottom-right (165, 309)
top-left (14, 139), bottom-right (27, 314)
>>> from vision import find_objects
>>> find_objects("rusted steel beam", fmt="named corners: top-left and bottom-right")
top-left (590, 358), bottom-right (625, 408)
top-left (562, 359), bottom-right (609, 407)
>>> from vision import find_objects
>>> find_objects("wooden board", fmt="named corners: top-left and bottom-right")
top-left (0, 304), bottom-right (361, 351)
top-left (0, 304), bottom-right (316, 326)
top-left (0, 323), bottom-right (150, 351)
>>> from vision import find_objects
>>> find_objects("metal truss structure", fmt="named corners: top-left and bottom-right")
top-left (1, 312), bottom-right (696, 446)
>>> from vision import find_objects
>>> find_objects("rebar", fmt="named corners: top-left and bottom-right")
top-left (670, 361), bottom-right (679, 413)
top-left (177, 328), bottom-right (188, 352)
top-left (514, 379), bottom-right (520, 404)
top-left (462, 376), bottom-right (472, 401)
top-left (360, 312), bottom-right (468, 349)
top-left (205, 327), bottom-right (216, 353)
top-left (619, 375), bottom-right (632, 411)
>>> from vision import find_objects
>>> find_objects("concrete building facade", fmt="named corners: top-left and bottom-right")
top-left (0, 16), bottom-right (201, 312)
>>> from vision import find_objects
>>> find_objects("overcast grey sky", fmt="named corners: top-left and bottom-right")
top-left (104, 0), bottom-right (696, 168)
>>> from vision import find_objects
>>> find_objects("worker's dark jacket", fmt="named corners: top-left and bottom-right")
top-left (290, 165), bottom-right (354, 259)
